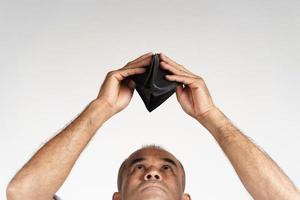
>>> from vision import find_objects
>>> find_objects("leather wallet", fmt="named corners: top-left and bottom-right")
top-left (129, 53), bottom-right (179, 112)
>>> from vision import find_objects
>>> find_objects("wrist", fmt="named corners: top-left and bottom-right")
top-left (89, 99), bottom-right (115, 122)
top-left (196, 107), bottom-right (231, 134)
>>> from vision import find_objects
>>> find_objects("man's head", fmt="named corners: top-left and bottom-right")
top-left (113, 145), bottom-right (191, 200)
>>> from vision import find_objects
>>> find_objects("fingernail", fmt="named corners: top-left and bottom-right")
top-left (129, 80), bottom-right (135, 89)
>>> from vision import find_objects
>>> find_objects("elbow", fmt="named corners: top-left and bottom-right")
top-left (6, 179), bottom-right (36, 200)
top-left (278, 189), bottom-right (300, 200)
top-left (6, 180), bottom-right (23, 200)
top-left (7, 179), bottom-right (55, 200)
top-left (287, 187), bottom-right (300, 200)
top-left (294, 191), bottom-right (300, 200)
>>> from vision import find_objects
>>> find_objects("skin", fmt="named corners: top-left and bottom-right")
top-left (6, 52), bottom-right (300, 200)
top-left (113, 148), bottom-right (190, 200)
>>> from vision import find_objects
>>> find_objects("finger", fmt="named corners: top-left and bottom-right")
top-left (160, 53), bottom-right (181, 66)
top-left (175, 85), bottom-right (184, 97)
top-left (160, 61), bottom-right (197, 78)
top-left (112, 67), bottom-right (146, 81)
top-left (123, 55), bottom-right (153, 69)
top-left (127, 79), bottom-right (136, 90)
top-left (160, 53), bottom-right (192, 73)
top-left (165, 74), bottom-right (201, 89)
top-left (127, 52), bottom-right (153, 65)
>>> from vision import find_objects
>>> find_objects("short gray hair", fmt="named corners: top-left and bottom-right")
top-left (117, 144), bottom-right (186, 192)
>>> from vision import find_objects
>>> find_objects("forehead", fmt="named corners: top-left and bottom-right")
top-left (127, 148), bottom-right (179, 165)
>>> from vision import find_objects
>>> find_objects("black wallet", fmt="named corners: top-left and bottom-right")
top-left (129, 53), bottom-right (179, 112)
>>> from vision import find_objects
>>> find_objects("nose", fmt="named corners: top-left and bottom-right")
top-left (144, 169), bottom-right (162, 181)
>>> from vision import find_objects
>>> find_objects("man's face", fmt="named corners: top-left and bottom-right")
top-left (114, 148), bottom-right (190, 200)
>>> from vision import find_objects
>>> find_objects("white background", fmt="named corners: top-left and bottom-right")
top-left (1, 0), bottom-right (300, 199)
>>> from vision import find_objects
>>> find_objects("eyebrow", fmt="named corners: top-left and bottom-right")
top-left (128, 157), bottom-right (146, 168)
top-left (128, 157), bottom-right (178, 169)
top-left (162, 158), bottom-right (178, 168)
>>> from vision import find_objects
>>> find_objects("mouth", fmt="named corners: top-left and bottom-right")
top-left (140, 182), bottom-right (167, 193)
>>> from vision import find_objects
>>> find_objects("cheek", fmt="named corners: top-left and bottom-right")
top-left (164, 177), bottom-right (183, 199)
top-left (162, 173), bottom-right (182, 191)
top-left (122, 173), bottom-right (143, 193)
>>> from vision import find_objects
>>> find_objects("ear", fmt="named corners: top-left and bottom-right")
top-left (182, 193), bottom-right (191, 200)
top-left (112, 192), bottom-right (121, 200)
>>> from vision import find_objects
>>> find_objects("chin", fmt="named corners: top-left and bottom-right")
top-left (134, 192), bottom-right (169, 200)
top-left (136, 195), bottom-right (167, 200)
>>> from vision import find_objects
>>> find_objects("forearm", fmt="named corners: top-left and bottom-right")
top-left (198, 108), bottom-right (300, 200)
top-left (7, 99), bottom-right (113, 200)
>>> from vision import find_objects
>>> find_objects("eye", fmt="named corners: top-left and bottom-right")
top-left (136, 164), bottom-right (145, 170)
top-left (162, 165), bottom-right (171, 170)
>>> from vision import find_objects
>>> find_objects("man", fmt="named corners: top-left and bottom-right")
top-left (6, 52), bottom-right (300, 200)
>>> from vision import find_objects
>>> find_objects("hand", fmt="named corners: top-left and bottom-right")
top-left (97, 52), bottom-right (153, 116)
top-left (160, 53), bottom-right (217, 120)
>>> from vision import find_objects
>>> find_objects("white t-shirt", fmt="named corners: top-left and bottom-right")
top-left (53, 195), bottom-right (61, 200)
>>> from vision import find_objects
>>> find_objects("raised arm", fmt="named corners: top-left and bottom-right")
top-left (160, 53), bottom-right (300, 200)
top-left (6, 52), bottom-right (153, 200)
